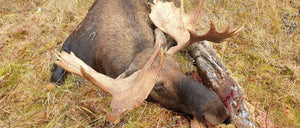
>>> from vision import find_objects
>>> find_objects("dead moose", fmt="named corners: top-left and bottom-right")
top-left (50, 0), bottom-right (243, 126)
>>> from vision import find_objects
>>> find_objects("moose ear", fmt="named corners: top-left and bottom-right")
top-left (154, 28), bottom-right (167, 51)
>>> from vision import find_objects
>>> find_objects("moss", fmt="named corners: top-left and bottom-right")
top-left (0, 63), bottom-right (26, 94)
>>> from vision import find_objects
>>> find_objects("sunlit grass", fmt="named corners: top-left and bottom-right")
top-left (0, 0), bottom-right (299, 127)
top-left (201, 0), bottom-right (299, 127)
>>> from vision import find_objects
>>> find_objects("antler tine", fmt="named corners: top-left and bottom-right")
top-left (150, 0), bottom-right (243, 55)
top-left (191, 0), bottom-right (203, 28)
top-left (144, 41), bottom-right (162, 69)
top-left (180, 0), bottom-right (184, 14)
top-left (53, 43), bottom-right (164, 124)
top-left (105, 43), bottom-right (164, 124)
top-left (189, 20), bottom-right (244, 43)
top-left (54, 51), bottom-right (115, 93)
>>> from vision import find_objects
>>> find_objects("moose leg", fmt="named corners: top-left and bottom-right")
top-left (50, 46), bottom-right (71, 84)
top-left (50, 63), bottom-right (68, 84)
top-left (50, 36), bottom-right (96, 84)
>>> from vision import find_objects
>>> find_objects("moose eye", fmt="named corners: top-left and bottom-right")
top-left (153, 81), bottom-right (165, 91)
top-left (154, 81), bottom-right (164, 90)
top-left (153, 81), bottom-right (169, 95)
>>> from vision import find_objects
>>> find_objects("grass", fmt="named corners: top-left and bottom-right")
top-left (0, 0), bottom-right (299, 127)
top-left (203, 1), bottom-right (300, 127)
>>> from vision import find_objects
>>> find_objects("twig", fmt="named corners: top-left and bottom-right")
top-left (137, 102), bottom-right (148, 121)
top-left (235, 93), bottom-right (244, 115)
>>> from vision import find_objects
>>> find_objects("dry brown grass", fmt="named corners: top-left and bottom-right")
top-left (0, 0), bottom-right (299, 127)
top-left (202, 0), bottom-right (300, 127)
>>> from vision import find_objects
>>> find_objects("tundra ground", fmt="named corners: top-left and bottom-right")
top-left (0, 0), bottom-right (299, 127)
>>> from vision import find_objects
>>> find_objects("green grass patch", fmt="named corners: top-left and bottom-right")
top-left (0, 63), bottom-right (27, 94)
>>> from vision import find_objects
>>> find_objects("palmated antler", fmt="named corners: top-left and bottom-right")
top-left (150, 0), bottom-right (243, 55)
top-left (53, 43), bottom-right (164, 124)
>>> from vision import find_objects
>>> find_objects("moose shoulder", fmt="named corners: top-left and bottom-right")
top-left (51, 0), bottom-right (242, 126)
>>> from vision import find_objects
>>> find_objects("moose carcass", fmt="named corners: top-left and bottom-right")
top-left (51, 0), bottom-right (243, 126)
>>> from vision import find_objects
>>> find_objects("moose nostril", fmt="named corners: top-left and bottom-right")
top-left (223, 117), bottom-right (232, 125)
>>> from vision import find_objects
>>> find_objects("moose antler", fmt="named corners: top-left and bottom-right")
top-left (53, 43), bottom-right (164, 124)
top-left (150, 0), bottom-right (243, 55)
